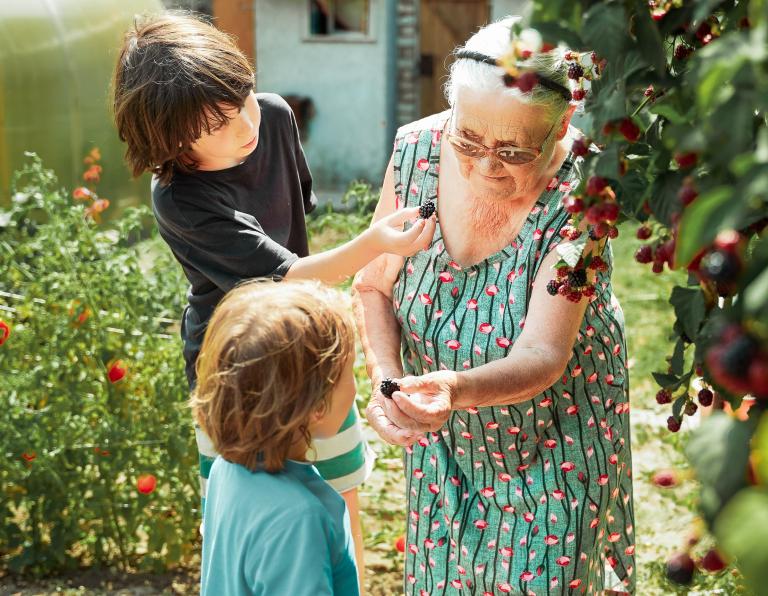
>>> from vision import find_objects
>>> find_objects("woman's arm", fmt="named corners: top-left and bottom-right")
top-left (391, 244), bottom-right (599, 432)
top-left (352, 156), bottom-right (428, 445)
top-left (285, 206), bottom-right (435, 284)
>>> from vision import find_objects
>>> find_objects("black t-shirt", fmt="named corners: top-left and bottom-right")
top-left (152, 93), bottom-right (317, 386)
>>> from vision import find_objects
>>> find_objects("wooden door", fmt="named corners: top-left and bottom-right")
top-left (419, 0), bottom-right (490, 116)
top-left (212, 0), bottom-right (255, 64)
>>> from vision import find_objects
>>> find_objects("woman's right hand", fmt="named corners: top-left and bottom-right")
top-left (366, 207), bottom-right (435, 258)
top-left (365, 373), bottom-right (428, 447)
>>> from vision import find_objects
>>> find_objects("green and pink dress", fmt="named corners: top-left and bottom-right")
top-left (391, 113), bottom-right (635, 595)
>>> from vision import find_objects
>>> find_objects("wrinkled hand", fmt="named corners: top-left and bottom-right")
top-left (370, 207), bottom-right (436, 257)
top-left (365, 382), bottom-right (425, 447)
top-left (391, 370), bottom-right (458, 433)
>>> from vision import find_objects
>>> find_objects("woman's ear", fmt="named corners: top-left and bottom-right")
top-left (557, 104), bottom-right (578, 140)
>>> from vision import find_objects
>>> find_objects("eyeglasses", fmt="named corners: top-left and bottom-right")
top-left (445, 111), bottom-right (559, 166)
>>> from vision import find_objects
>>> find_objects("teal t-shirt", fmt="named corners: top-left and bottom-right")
top-left (201, 457), bottom-right (359, 596)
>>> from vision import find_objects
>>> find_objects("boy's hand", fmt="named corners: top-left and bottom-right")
top-left (368, 207), bottom-right (436, 257)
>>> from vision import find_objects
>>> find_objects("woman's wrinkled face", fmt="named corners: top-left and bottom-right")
top-left (449, 87), bottom-right (562, 201)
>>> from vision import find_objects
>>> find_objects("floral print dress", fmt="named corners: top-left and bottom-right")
top-left (391, 113), bottom-right (635, 595)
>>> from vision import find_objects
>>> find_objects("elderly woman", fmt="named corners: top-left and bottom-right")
top-left (353, 18), bottom-right (634, 596)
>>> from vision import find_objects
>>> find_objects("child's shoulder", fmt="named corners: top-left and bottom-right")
top-left (255, 92), bottom-right (293, 122)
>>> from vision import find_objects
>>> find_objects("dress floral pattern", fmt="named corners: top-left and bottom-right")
top-left (392, 113), bottom-right (635, 595)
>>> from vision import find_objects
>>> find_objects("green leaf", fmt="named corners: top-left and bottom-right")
top-left (632, 4), bottom-right (667, 73)
top-left (594, 145), bottom-right (620, 178)
top-left (582, 3), bottom-right (628, 61)
top-left (675, 186), bottom-right (733, 266)
top-left (555, 233), bottom-right (588, 268)
top-left (745, 267), bottom-right (768, 315)
top-left (529, 20), bottom-right (585, 50)
top-left (672, 394), bottom-right (686, 419)
top-left (752, 411), bottom-right (768, 485)
top-left (616, 168), bottom-right (649, 215)
top-left (692, 0), bottom-right (728, 25)
top-left (670, 337), bottom-right (686, 376)
top-left (686, 412), bottom-right (754, 524)
top-left (714, 487), bottom-right (768, 595)
top-left (652, 371), bottom-right (679, 389)
top-left (669, 287), bottom-right (706, 341)
top-left (649, 104), bottom-right (688, 125)
top-left (648, 171), bottom-right (683, 228)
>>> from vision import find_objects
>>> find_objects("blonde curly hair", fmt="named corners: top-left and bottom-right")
top-left (190, 279), bottom-right (355, 472)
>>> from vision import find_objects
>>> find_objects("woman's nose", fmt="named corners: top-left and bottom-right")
top-left (477, 154), bottom-right (503, 173)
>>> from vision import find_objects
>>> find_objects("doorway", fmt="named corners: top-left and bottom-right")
top-left (419, 0), bottom-right (491, 116)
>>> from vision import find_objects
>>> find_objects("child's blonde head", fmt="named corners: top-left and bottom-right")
top-left (190, 280), bottom-right (356, 472)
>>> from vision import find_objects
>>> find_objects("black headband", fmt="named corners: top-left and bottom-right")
top-left (455, 50), bottom-right (573, 102)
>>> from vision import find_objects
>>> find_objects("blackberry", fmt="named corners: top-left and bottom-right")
top-left (568, 268), bottom-right (587, 288)
top-left (655, 389), bottom-right (672, 405)
top-left (667, 416), bottom-right (681, 433)
top-left (636, 225), bottom-right (652, 240)
top-left (546, 280), bottom-right (561, 296)
top-left (666, 551), bottom-right (695, 585)
top-left (567, 63), bottom-right (584, 80)
top-left (419, 200), bottom-right (436, 220)
top-left (571, 88), bottom-right (586, 101)
top-left (571, 137), bottom-right (589, 157)
top-left (701, 249), bottom-right (741, 285)
top-left (380, 378), bottom-right (400, 398)
top-left (674, 44), bottom-right (693, 60)
top-left (700, 549), bottom-right (727, 573)
top-left (697, 388), bottom-right (714, 407)
top-left (721, 334), bottom-right (758, 378)
top-left (684, 401), bottom-right (698, 416)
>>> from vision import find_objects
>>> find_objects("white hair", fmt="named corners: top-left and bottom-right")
top-left (444, 16), bottom-right (574, 119)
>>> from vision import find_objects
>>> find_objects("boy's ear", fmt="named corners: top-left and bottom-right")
top-left (309, 402), bottom-right (328, 426)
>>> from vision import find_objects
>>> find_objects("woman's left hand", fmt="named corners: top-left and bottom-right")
top-left (391, 370), bottom-right (459, 432)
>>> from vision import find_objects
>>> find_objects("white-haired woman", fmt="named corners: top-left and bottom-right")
top-left (353, 17), bottom-right (635, 595)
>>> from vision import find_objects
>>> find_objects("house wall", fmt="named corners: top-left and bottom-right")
top-left (255, 0), bottom-right (391, 189)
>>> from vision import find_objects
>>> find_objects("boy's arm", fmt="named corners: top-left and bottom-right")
top-left (284, 206), bottom-right (433, 284)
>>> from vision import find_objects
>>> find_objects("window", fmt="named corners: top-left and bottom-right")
top-left (309, 0), bottom-right (370, 37)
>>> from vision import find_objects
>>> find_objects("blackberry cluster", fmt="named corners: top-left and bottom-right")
top-left (380, 378), bottom-right (400, 398)
top-left (567, 268), bottom-right (587, 288)
top-left (567, 63), bottom-right (584, 80)
top-left (419, 200), bottom-right (436, 220)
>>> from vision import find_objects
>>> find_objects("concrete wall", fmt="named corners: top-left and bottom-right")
top-left (491, 0), bottom-right (529, 22)
top-left (255, 0), bottom-right (391, 189)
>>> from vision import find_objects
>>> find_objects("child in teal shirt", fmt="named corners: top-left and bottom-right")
top-left (190, 280), bottom-right (362, 595)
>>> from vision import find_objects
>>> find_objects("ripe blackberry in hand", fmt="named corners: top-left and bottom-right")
top-left (380, 378), bottom-right (400, 398)
top-left (419, 200), bottom-right (436, 220)
top-left (567, 63), bottom-right (584, 80)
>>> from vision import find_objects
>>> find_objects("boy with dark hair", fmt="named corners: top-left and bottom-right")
top-left (112, 13), bottom-right (435, 589)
